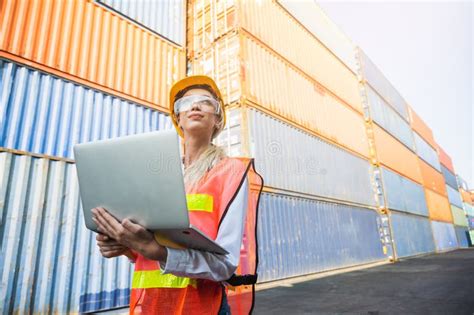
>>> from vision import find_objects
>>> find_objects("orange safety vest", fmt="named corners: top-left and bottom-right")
top-left (130, 157), bottom-right (263, 315)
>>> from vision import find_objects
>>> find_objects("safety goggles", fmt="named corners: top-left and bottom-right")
top-left (174, 95), bottom-right (221, 116)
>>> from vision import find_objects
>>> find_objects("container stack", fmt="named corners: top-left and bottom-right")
top-left (456, 175), bottom-right (474, 245)
top-left (187, 0), bottom-right (388, 283)
top-left (356, 48), bottom-right (437, 259)
top-left (0, 0), bottom-right (185, 313)
top-left (0, 1), bottom-right (471, 313)
top-left (407, 107), bottom-right (460, 252)
top-left (437, 146), bottom-right (470, 247)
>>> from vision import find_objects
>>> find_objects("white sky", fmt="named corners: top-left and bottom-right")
top-left (317, 0), bottom-right (473, 188)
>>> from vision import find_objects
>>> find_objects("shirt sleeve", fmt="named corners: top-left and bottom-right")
top-left (159, 178), bottom-right (249, 282)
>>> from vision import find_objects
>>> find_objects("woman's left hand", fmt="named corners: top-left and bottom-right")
top-left (91, 207), bottom-right (167, 261)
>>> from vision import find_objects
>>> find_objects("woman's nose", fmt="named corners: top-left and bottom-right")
top-left (190, 103), bottom-right (201, 111)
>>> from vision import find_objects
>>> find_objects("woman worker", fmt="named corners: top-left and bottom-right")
top-left (91, 75), bottom-right (263, 315)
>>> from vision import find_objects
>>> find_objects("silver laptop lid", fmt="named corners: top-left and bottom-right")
top-left (74, 129), bottom-right (189, 232)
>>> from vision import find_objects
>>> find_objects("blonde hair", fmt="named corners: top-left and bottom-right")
top-left (184, 144), bottom-right (227, 190)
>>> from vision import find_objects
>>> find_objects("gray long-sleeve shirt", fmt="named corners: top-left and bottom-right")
top-left (160, 178), bottom-right (249, 282)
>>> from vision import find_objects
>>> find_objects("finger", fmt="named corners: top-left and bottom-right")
top-left (100, 248), bottom-right (124, 258)
top-left (93, 208), bottom-right (121, 238)
top-left (98, 243), bottom-right (125, 251)
top-left (96, 233), bottom-right (109, 241)
top-left (92, 217), bottom-right (109, 236)
top-left (122, 218), bottom-right (145, 234)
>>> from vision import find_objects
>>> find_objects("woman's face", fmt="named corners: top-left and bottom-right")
top-left (177, 88), bottom-right (220, 140)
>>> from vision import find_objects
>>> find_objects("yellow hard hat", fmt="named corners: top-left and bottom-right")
top-left (169, 75), bottom-right (226, 138)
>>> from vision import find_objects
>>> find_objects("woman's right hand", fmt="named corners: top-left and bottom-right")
top-left (96, 233), bottom-right (136, 261)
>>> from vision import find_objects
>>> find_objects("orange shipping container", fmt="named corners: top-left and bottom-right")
top-left (192, 32), bottom-right (370, 159)
top-left (418, 159), bottom-right (447, 196)
top-left (188, 0), bottom-right (363, 113)
top-left (424, 188), bottom-right (453, 222)
top-left (372, 124), bottom-right (422, 184)
top-left (437, 145), bottom-right (455, 173)
top-left (460, 189), bottom-right (472, 203)
top-left (0, 0), bottom-right (185, 110)
top-left (407, 106), bottom-right (437, 149)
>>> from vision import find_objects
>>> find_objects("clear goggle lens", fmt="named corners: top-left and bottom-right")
top-left (174, 95), bottom-right (220, 116)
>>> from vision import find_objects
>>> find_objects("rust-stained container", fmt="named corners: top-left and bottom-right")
top-left (437, 145), bottom-right (455, 173)
top-left (407, 106), bottom-right (437, 150)
top-left (0, 0), bottom-right (186, 111)
top-left (188, 0), bottom-right (363, 113)
top-left (425, 188), bottom-right (453, 223)
top-left (372, 124), bottom-right (422, 184)
top-left (418, 159), bottom-right (447, 196)
top-left (191, 32), bottom-right (370, 159)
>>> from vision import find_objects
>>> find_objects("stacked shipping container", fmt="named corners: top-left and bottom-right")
top-left (0, 0), bottom-right (471, 313)
top-left (0, 0), bottom-right (183, 313)
top-left (189, 0), bottom-right (388, 283)
top-left (437, 146), bottom-right (470, 248)
top-left (356, 49), bottom-right (435, 258)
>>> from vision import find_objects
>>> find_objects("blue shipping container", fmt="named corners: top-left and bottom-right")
top-left (441, 164), bottom-right (458, 190)
top-left (431, 220), bottom-right (458, 252)
top-left (0, 59), bottom-right (173, 159)
top-left (257, 193), bottom-right (386, 282)
top-left (455, 226), bottom-right (469, 248)
top-left (0, 152), bottom-right (133, 314)
top-left (390, 211), bottom-right (435, 258)
top-left (380, 167), bottom-right (428, 216)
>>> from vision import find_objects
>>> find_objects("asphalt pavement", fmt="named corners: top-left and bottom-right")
top-left (254, 249), bottom-right (474, 314)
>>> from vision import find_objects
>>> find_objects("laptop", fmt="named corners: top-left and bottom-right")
top-left (73, 129), bottom-right (228, 255)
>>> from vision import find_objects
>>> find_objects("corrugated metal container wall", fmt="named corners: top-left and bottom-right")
top-left (441, 164), bottom-right (458, 190)
top-left (446, 185), bottom-right (464, 209)
top-left (463, 202), bottom-right (474, 216)
top-left (366, 85), bottom-right (414, 150)
top-left (189, 0), bottom-right (363, 113)
top-left (213, 108), bottom-right (245, 157)
top-left (0, 152), bottom-right (133, 314)
top-left (431, 220), bottom-right (458, 252)
top-left (418, 159), bottom-right (447, 196)
top-left (413, 133), bottom-right (441, 171)
top-left (357, 48), bottom-right (408, 121)
top-left (380, 167), bottom-right (428, 216)
top-left (425, 189), bottom-right (452, 222)
top-left (0, 0), bottom-right (185, 109)
top-left (238, 0), bottom-right (363, 113)
top-left (455, 226), bottom-right (469, 248)
top-left (437, 145), bottom-right (455, 173)
top-left (241, 35), bottom-right (369, 158)
top-left (276, 0), bottom-right (358, 73)
top-left (191, 32), bottom-right (370, 159)
top-left (97, 0), bottom-right (185, 46)
top-left (389, 211), bottom-right (435, 258)
top-left (0, 60), bottom-right (173, 159)
top-left (248, 108), bottom-right (376, 207)
top-left (257, 193), bottom-right (385, 282)
top-left (407, 106), bottom-right (437, 150)
top-left (467, 216), bottom-right (474, 229)
top-left (459, 188), bottom-right (472, 203)
top-left (451, 205), bottom-right (468, 227)
top-left (456, 175), bottom-right (469, 191)
top-left (372, 124), bottom-right (422, 184)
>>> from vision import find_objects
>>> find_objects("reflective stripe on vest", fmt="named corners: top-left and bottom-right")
top-left (186, 194), bottom-right (213, 213)
top-left (132, 270), bottom-right (197, 289)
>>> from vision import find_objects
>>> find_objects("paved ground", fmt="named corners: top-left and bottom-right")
top-left (254, 249), bottom-right (474, 314)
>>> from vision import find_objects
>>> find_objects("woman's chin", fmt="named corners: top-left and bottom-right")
top-left (183, 125), bottom-right (212, 137)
